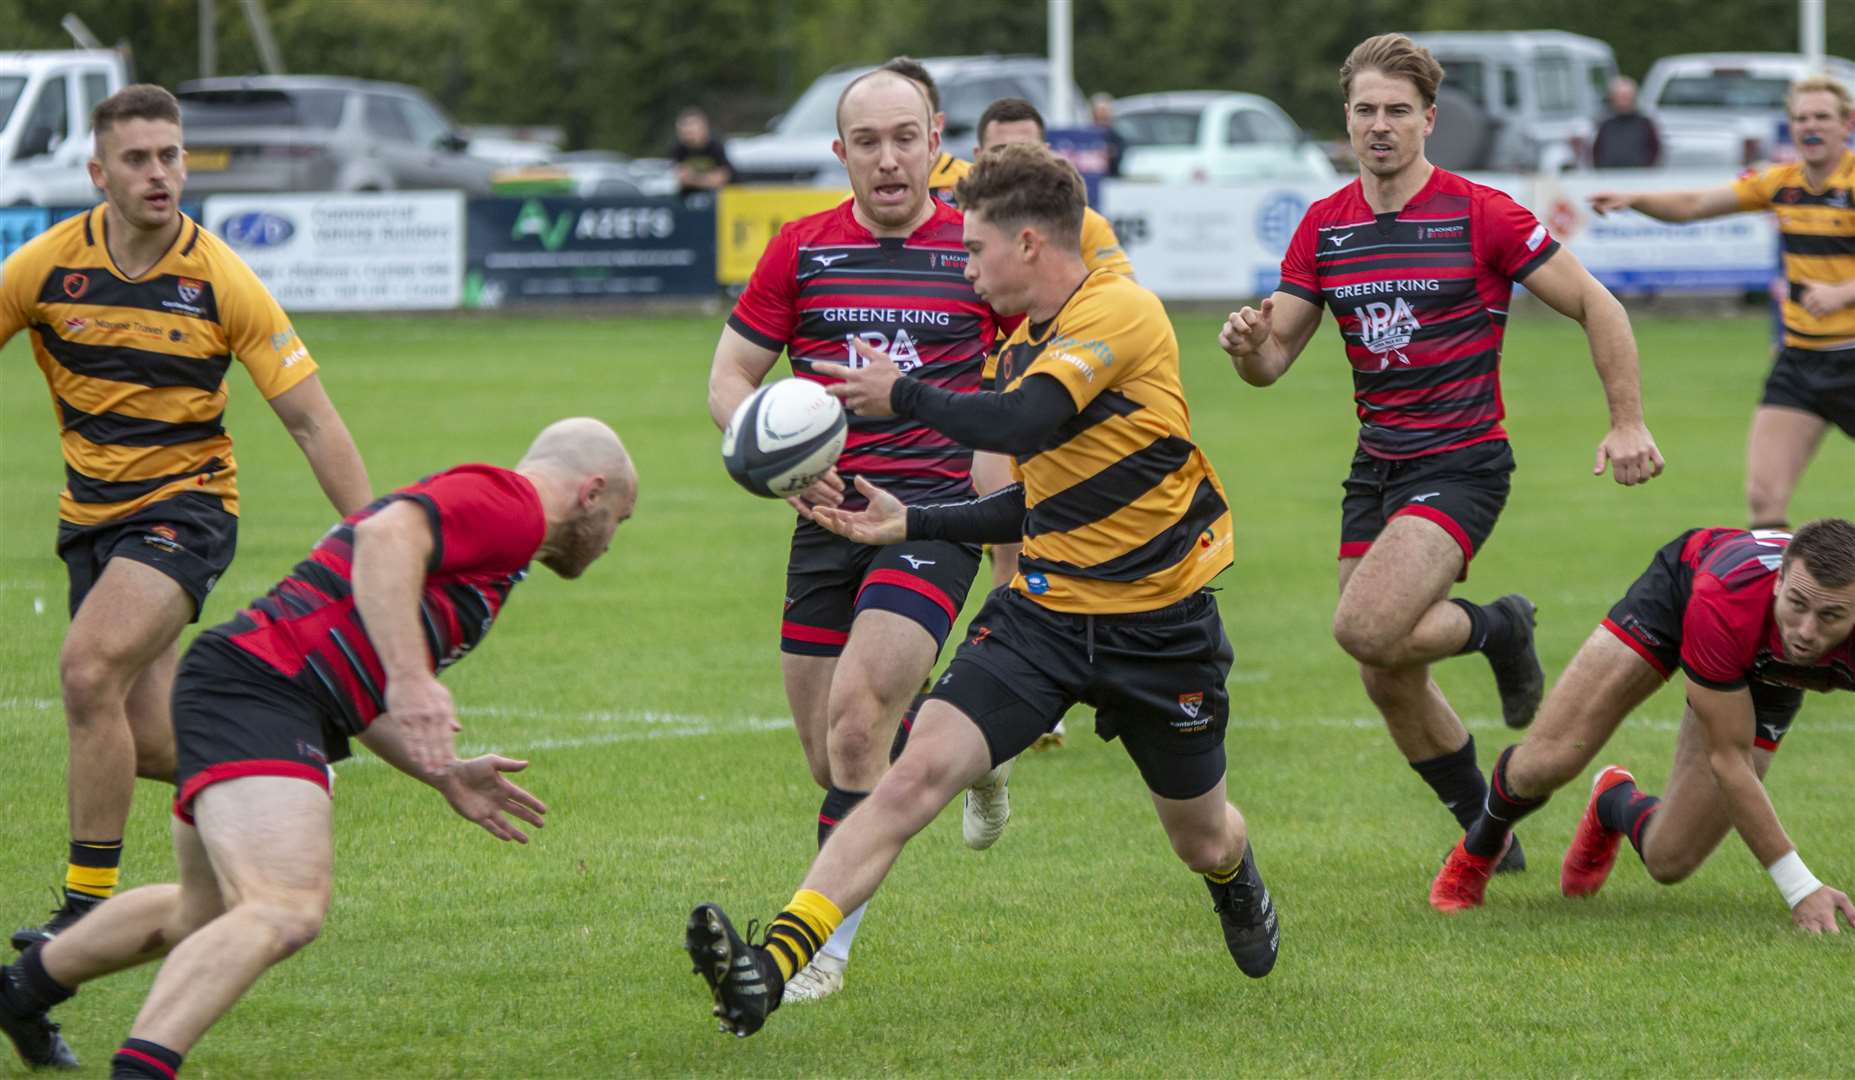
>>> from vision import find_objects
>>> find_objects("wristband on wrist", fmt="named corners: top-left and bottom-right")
top-left (1767, 850), bottom-right (1822, 909)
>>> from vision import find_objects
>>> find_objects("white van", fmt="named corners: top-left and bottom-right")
top-left (1406, 31), bottom-right (1618, 172)
top-left (0, 50), bottom-right (129, 206)
top-left (1640, 52), bottom-right (1855, 168)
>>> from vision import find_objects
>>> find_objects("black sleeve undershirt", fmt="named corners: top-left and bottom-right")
top-left (888, 372), bottom-right (1077, 456)
top-left (906, 483), bottom-right (1027, 545)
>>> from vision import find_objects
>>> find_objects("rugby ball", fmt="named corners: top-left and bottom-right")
top-left (722, 379), bottom-right (847, 498)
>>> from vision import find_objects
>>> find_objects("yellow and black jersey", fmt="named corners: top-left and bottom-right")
top-left (1079, 207), bottom-right (1133, 277)
top-left (929, 152), bottom-right (972, 205)
top-left (994, 270), bottom-right (1232, 613)
top-left (1732, 150), bottom-right (1855, 349)
top-left (0, 206), bottom-right (317, 526)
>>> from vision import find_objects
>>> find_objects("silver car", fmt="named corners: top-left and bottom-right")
top-left (1640, 52), bottom-right (1855, 169)
top-left (177, 76), bottom-right (498, 195)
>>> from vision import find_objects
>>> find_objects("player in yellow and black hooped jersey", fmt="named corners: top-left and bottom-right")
top-left (1589, 75), bottom-right (1855, 529)
top-left (681, 145), bottom-right (1275, 1043)
top-left (0, 84), bottom-right (370, 955)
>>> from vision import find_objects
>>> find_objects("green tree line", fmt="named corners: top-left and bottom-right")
top-left (2, 0), bottom-right (1850, 155)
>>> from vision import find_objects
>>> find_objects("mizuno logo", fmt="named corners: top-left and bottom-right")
top-left (1328, 232), bottom-right (1354, 248)
top-left (1409, 491), bottom-right (1441, 503)
top-left (1761, 723), bottom-right (1782, 742)
top-left (812, 253), bottom-right (848, 266)
top-left (899, 554), bottom-right (936, 569)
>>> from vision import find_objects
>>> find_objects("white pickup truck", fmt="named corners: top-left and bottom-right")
top-left (0, 50), bottom-right (129, 206)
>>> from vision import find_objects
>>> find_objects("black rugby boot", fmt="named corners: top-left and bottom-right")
top-left (685, 903), bottom-right (780, 1037)
top-left (1206, 846), bottom-right (1280, 978)
top-left (10, 892), bottom-right (99, 953)
top-left (0, 963), bottom-right (77, 1070)
top-left (1485, 594), bottom-right (1544, 729)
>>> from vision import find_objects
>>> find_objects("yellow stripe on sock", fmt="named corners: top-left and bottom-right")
top-left (66, 864), bottom-right (120, 897)
top-left (1204, 862), bottom-right (1241, 885)
top-left (786, 888), bottom-right (845, 942)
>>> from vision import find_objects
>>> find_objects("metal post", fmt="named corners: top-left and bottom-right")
top-left (242, 0), bottom-right (286, 75)
top-left (1048, 0), bottom-right (1073, 123)
top-left (199, 0), bottom-right (217, 78)
top-left (1800, 0), bottom-right (1824, 72)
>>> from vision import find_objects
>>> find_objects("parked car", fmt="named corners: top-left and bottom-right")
top-left (1111, 91), bottom-right (1336, 183)
top-left (176, 76), bottom-right (499, 195)
top-left (727, 54), bottom-right (1088, 186)
top-left (1640, 52), bottom-right (1855, 168)
top-left (1406, 31), bottom-right (1616, 171)
top-left (0, 49), bottom-right (128, 206)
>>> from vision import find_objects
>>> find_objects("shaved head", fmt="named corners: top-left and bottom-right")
top-left (518, 417), bottom-right (636, 578)
top-left (836, 69), bottom-right (932, 138)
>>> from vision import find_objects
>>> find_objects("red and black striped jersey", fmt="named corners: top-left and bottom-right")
top-left (209, 464), bottom-right (546, 733)
top-left (1277, 168), bottom-right (1559, 461)
top-left (1674, 528), bottom-right (1855, 714)
top-left (728, 199), bottom-right (998, 504)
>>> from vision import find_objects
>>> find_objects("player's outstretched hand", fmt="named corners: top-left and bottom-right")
top-left (816, 338), bottom-right (902, 417)
top-left (1791, 884), bottom-right (1855, 934)
top-left (1218, 298), bottom-right (1274, 361)
top-left (1594, 423), bottom-right (1665, 486)
top-left (384, 672), bottom-right (459, 779)
top-left (809, 477), bottom-right (907, 546)
top-left (443, 755), bottom-right (548, 844)
top-left (1587, 192), bottom-right (1633, 216)
top-left (785, 468), bottom-right (845, 520)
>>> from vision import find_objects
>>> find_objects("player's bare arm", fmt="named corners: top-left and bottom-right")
top-left (1796, 278), bottom-right (1855, 319)
top-left (710, 325), bottom-right (845, 514)
top-left (350, 499), bottom-right (457, 779)
top-left (1219, 291), bottom-right (1321, 387)
top-left (1688, 683), bottom-right (1854, 933)
top-left (268, 374), bottom-right (373, 517)
top-left (1517, 247), bottom-right (1665, 485)
top-left (355, 720), bottom-right (547, 843)
top-left (1586, 186), bottom-right (1742, 223)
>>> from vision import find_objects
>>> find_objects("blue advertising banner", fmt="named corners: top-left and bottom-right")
top-left (464, 196), bottom-right (717, 306)
top-left (1046, 127), bottom-right (1110, 207)
top-left (0, 203), bottom-right (203, 261)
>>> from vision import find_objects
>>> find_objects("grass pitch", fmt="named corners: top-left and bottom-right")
top-left (1, 307), bottom-right (1850, 1077)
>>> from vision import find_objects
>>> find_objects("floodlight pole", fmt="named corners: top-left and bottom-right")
top-left (242, 0), bottom-right (286, 75)
top-left (199, 0), bottom-right (216, 78)
top-left (1800, 0), bottom-right (1824, 71)
top-left (1048, 0), bottom-right (1074, 124)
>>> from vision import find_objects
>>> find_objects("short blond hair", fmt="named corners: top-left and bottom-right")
top-left (1789, 75), bottom-right (1853, 119)
top-left (1341, 33), bottom-right (1445, 107)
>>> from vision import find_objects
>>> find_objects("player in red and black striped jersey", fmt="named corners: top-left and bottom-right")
top-left (0, 420), bottom-right (635, 1075)
top-left (1431, 519), bottom-right (1855, 934)
top-left (704, 68), bottom-right (1001, 1004)
top-left (1218, 34), bottom-right (1665, 878)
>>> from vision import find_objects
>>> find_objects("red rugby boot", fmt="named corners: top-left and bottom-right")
top-left (1562, 765), bottom-right (1635, 898)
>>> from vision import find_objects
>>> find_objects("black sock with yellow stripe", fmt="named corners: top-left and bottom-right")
top-left (761, 889), bottom-right (843, 984)
top-left (66, 839), bottom-right (123, 904)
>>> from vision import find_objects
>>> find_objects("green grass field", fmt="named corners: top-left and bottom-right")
top-left (1, 308), bottom-right (1851, 1078)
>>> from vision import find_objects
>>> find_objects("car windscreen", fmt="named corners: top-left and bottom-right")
top-left (775, 70), bottom-right (862, 135)
top-left (1654, 74), bottom-right (1793, 110)
top-left (0, 76), bottom-right (26, 131)
top-left (179, 88), bottom-right (347, 129)
top-left (1117, 109), bottom-right (1201, 147)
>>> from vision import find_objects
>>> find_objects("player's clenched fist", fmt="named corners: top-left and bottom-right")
top-left (1219, 297), bottom-right (1275, 360)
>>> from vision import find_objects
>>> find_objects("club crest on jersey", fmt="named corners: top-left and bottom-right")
top-left (62, 272), bottom-right (89, 299)
top-left (1178, 691), bottom-right (1204, 719)
top-left (1352, 298), bottom-right (1420, 367)
top-left (177, 277), bottom-right (204, 304)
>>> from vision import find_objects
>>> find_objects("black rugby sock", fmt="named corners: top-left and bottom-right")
top-left (1410, 734), bottom-right (1487, 832)
top-left (1451, 598), bottom-right (1519, 656)
top-left (889, 695), bottom-right (925, 763)
top-left (4, 943), bottom-right (75, 1013)
top-left (1464, 746), bottom-right (1547, 857)
top-left (818, 786), bottom-right (867, 849)
top-left (1595, 778), bottom-right (1663, 858)
top-left (111, 1038), bottom-right (182, 1079)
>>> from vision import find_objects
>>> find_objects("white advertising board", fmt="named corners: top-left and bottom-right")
top-left (202, 192), bottom-right (465, 311)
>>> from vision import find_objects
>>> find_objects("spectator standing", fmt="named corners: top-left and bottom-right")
top-left (671, 107), bottom-right (733, 197)
top-left (1592, 77), bottom-right (1661, 168)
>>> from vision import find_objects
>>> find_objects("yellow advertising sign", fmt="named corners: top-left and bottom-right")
top-left (716, 186), bottom-right (850, 284)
